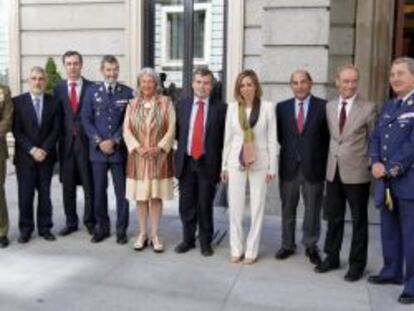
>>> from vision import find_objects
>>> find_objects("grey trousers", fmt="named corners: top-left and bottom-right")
top-left (279, 168), bottom-right (324, 250)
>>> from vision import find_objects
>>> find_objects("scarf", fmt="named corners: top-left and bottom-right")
top-left (238, 98), bottom-right (260, 169)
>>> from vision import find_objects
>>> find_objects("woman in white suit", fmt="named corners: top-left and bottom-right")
top-left (221, 69), bottom-right (277, 264)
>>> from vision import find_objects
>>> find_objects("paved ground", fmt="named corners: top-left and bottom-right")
top-left (0, 161), bottom-right (411, 311)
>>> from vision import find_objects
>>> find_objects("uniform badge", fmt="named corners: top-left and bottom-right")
top-left (99, 86), bottom-right (104, 92)
top-left (408, 99), bottom-right (413, 106)
top-left (0, 89), bottom-right (4, 103)
top-left (95, 97), bottom-right (103, 103)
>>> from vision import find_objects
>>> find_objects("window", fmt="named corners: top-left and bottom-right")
top-left (160, 3), bottom-right (211, 68)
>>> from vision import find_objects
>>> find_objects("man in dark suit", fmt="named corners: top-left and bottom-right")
top-left (54, 50), bottom-right (95, 236)
top-left (82, 55), bottom-right (133, 244)
top-left (0, 84), bottom-right (13, 248)
top-left (175, 68), bottom-right (226, 256)
top-left (12, 66), bottom-right (59, 243)
top-left (275, 70), bottom-right (329, 265)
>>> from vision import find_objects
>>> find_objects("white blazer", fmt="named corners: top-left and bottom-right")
top-left (222, 100), bottom-right (277, 174)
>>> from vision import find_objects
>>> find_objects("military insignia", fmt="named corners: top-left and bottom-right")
top-left (398, 112), bottom-right (414, 120)
top-left (96, 97), bottom-right (103, 103)
top-left (0, 89), bottom-right (4, 103)
top-left (389, 166), bottom-right (400, 177)
top-left (99, 86), bottom-right (104, 92)
top-left (408, 99), bottom-right (413, 106)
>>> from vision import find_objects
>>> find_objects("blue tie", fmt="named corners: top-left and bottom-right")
top-left (34, 97), bottom-right (42, 125)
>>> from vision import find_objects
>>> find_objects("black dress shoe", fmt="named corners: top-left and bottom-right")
top-left (367, 275), bottom-right (403, 285)
top-left (174, 241), bottom-right (195, 254)
top-left (40, 231), bottom-right (56, 241)
top-left (344, 270), bottom-right (364, 282)
top-left (116, 234), bottom-right (128, 245)
top-left (0, 236), bottom-right (9, 248)
top-left (306, 248), bottom-right (322, 265)
top-left (275, 248), bottom-right (295, 260)
top-left (18, 235), bottom-right (31, 244)
top-left (398, 293), bottom-right (414, 305)
top-left (201, 245), bottom-right (214, 257)
top-left (59, 226), bottom-right (78, 237)
top-left (91, 232), bottom-right (109, 243)
top-left (314, 258), bottom-right (340, 273)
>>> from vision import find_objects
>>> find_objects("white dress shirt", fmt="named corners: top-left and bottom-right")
top-left (337, 93), bottom-right (357, 119)
top-left (67, 77), bottom-right (83, 102)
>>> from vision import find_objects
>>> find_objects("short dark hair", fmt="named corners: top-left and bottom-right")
top-left (193, 68), bottom-right (215, 83)
top-left (100, 55), bottom-right (119, 69)
top-left (62, 50), bottom-right (83, 65)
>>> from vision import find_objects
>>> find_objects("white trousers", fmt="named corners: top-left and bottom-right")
top-left (228, 168), bottom-right (267, 259)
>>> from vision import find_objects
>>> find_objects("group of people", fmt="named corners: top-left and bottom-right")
top-left (0, 50), bottom-right (413, 304)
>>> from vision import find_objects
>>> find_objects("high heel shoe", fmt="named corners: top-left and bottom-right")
top-left (151, 235), bottom-right (164, 253)
top-left (230, 256), bottom-right (243, 264)
top-left (133, 234), bottom-right (148, 251)
top-left (243, 257), bottom-right (257, 265)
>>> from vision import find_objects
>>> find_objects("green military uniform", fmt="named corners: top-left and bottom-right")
top-left (0, 84), bottom-right (13, 239)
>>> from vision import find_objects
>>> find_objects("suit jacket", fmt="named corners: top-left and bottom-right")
top-left (54, 78), bottom-right (93, 160)
top-left (175, 97), bottom-right (227, 183)
top-left (12, 92), bottom-right (59, 166)
top-left (326, 95), bottom-right (377, 183)
top-left (0, 85), bottom-right (13, 160)
top-left (276, 95), bottom-right (329, 182)
top-left (370, 96), bottom-right (414, 200)
top-left (222, 100), bottom-right (277, 174)
top-left (82, 82), bottom-right (133, 163)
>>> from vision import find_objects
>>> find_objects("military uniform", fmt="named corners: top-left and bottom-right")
top-left (0, 85), bottom-right (13, 243)
top-left (369, 92), bottom-right (414, 297)
top-left (82, 82), bottom-right (133, 239)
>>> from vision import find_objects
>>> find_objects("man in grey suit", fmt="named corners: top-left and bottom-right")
top-left (314, 64), bottom-right (377, 282)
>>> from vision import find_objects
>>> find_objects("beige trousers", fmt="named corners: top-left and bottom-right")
top-left (228, 168), bottom-right (267, 259)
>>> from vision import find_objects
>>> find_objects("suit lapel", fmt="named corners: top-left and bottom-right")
top-left (24, 93), bottom-right (40, 130)
top-left (205, 99), bottom-right (215, 134)
top-left (78, 78), bottom-right (89, 113)
top-left (288, 99), bottom-right (299, 134)
top-left (183, 98), bottom-right (193, 142)
top-left (328, 99), bottom-right (339, 138)
top-left (303, 96), bottom-right (317, 133)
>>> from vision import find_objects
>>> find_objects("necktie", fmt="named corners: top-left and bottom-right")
top-left (297, 102), bottom-right (304, 133)
top-left (70, 82), bottom-right (78, 114)
top-left (191, 101), bottom-right (205, 160)
top-left (339, 101), bottom-right (347, 134)
top-left (34, 97), bottom-right (41, 126)
top-left (108, 85), bottom-right (113, 99)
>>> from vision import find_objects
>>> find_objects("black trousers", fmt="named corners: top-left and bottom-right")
top-left (61, 135), bottom-right (94, 229)
top-left (323, 169), bottom-right (370, 272)
top-left (16, 161), bottom-right (54, 236)
top-left (178, 156), bottom-right (216, 248)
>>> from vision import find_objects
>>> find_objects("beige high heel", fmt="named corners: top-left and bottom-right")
top-left (133, 234), bottom-right (148, 251)
top-left (151, 235), bottom-right (164, 253)
top-left (243, 257), bottom-right (257, 265)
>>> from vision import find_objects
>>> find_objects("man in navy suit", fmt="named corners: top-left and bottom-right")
top-left (54, 51), bottom-right (95, 236)
top-left (82, 55), bottom-right (133, 244)
top-left (275, 70), bottom-right (329, 265)
top-left (174, 68), bottom-right (226, 256)
top-left (12, 66), bottom-right (59, 243)
top-left (368, 57), bottom-right (414, 305)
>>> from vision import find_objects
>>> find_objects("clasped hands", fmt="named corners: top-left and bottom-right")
top-left (136, 146), bottom-right (162, 158)
top-left (372, 162), bottom-right (386, 179)
top-left (31, 147), bottom-right (47, 162)
top-left (99, 139), bottom-right (116, 155)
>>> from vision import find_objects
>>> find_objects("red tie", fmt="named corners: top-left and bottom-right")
top-left (70, 82), bottom-right (78, 114)
top-left (297, 102), bottom-right (304, 133)
top-left (191, 100), bottom-right (205, 160)
top-left (339, 101), bottom-right (347, 134)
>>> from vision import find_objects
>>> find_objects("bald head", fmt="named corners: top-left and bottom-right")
top-left (290, 69), bottom-right (313, 100)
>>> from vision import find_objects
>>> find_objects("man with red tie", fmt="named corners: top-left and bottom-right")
top-left (275, 70), bottom-right (329, 265)
top-left (314, 64), bottom-right (377, 282)
top-left (174, 68), bottom-right (226, 256)
top-left (54, 51), bottom-right (95, 237)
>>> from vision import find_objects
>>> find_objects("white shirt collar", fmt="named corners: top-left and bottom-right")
top-left (295, 95), bottom-right (311, 106)
top-left (193, 96), bottom-right (209, 105)
top-left (401, 88), bottom-right (414, 102)
top-left (67, 77), bottom-right (82, 88)
top-left (30, 92), bottom-right (44, 102)
top-left (339, 93), bottom-right (357, 106)
top-left (104, 81), bottom-right (117, 92)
